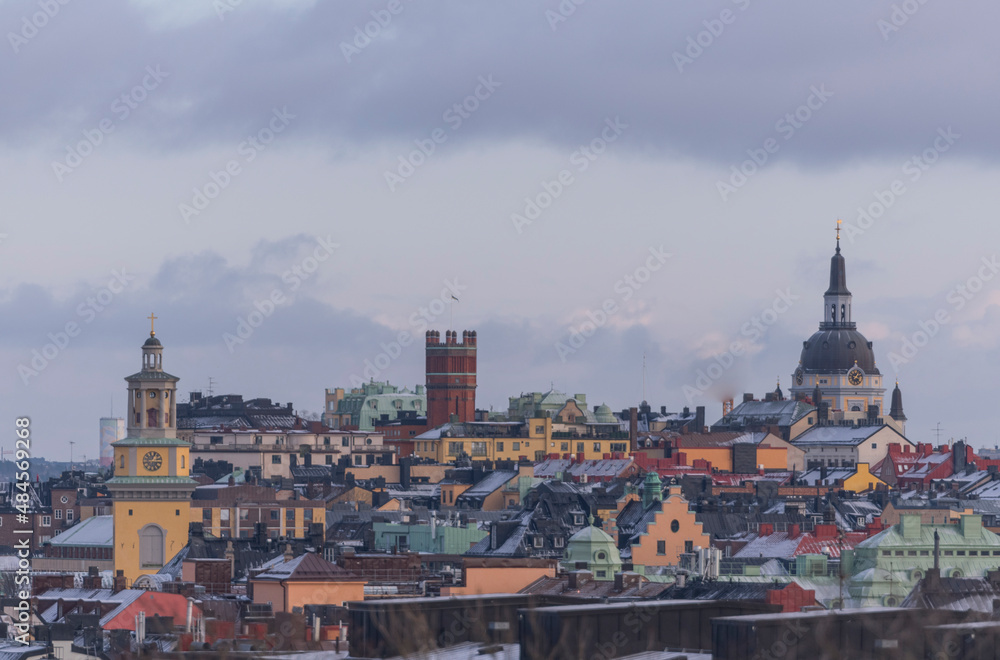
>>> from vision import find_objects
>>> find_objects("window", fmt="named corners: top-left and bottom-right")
top-left (270, 510), bottom-right (279, 521)
top-left (120, 455), bottom-right (126, 469)
top-left (220, 509), bottom-right (230, 522)
top-left (210, 436), bottom-right (224, 444)
top-left (448, 442), bottom-right (463, 456)
top-left (554, 537), bottom-right (564, 548)
top-left (254, 435), bottom-right (263, 445)
top-left (139, 524), bottom-right (165, 567)
top-left (533, 536), bottom-right (543, 548)
top-left (324, 436), bottom-right (331, 446)
top-left (907, 550), bottom-right (916, 556)
top-left (593, 443), bottom-right (601, 452)
top-left (957, 550), bottom-right (966, 556)
top-left (66, 510), bottom-right (73, 522)
top-left (271, 455), bottom-right (281, 464)
top-left (577, 443), bottom-right (584, 453)
top-left (610, 443), bottom-right (627, 453)
top-left (497, 441), bottom-right (504, 452)
top-left (239, 509), bottom-right (249, 521)
top-left (919, 550), bottom-right (929, 556)
top-left (944, 550), bottom-right (954, 556)
top-left (596, 570), bottom-right (606, 578)
top-left (670, 520), bottom-right (680, 533)
top-left (354, 455), bottom-right (362, 465)
top-left (535, 426), bottom-right (544, 434)
top-left (561, 442), bottom-right (569, 451)
top-left (203, 508), bottom-right (212, 520)
top-left (286, 509), bottom-right (295, 522)
top-left (471, 442), bottom-right (487, 457)
top-left (304, 509), bottom-right (313, 521)
top-left (181, 455), bottom-right (185, 469)
top-left (326, 455), bottom-right (333, 465)
top-left (871, 443), bottom-right (877, 450)
top-left (54, 509), bottom-right (62, 520)
top-left (42, 516), bottom-right (51, 526)
top-left (969, 550), bottom-right (978, 556)
top-left (685, 540), bottom-right (693, 553)
top-left (512, 442), bottom-right (520, 451)
top-left (342, 437), bottom-right (349, 447)
top-left (657, 540), bottom-right (666, 555)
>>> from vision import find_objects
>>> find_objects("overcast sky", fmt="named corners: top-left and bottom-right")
top-left (3, 0), bottom-right (1000, 460)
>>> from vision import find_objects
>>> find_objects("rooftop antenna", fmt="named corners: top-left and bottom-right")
top-left (932, 422), bottom-right (944, 444)
top-left (69, 441), bottom-right (75, 468)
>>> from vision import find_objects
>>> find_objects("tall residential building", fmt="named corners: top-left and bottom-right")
top-left (425, 330), bottom-right (477, 429)
top-left (99, 417), bottom-right (125, 467)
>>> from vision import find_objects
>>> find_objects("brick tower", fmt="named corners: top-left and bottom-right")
top-left (425, 330), bottom-right (477, 428)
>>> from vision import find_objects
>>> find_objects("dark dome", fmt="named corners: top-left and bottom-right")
top-left (800, 328), bottom-right (878, 374)
top-left (143, 335), bottom-right (162, 347)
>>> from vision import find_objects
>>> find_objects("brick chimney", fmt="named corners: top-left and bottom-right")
top-left (112, 570), bottom-right (127, 594)
top-left (788, 524), bottom-right (800, 540)
top-left (759, 523), bottom-right (774, 536)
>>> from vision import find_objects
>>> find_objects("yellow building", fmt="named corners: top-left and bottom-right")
top-left (413, 417), bottom-right (631, 462)
top-left (106, 321), bottom-right (197, 584)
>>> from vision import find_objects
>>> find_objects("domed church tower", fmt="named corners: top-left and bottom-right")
top-left (789, 223), bottom-right (885, 415)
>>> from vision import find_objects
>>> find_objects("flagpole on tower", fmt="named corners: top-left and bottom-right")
top-left (450, 295), bottom-right (459, 330)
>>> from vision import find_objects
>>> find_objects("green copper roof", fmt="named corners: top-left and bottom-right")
top-left (111, 437), bottom-right (191, 447)
top-left (106, 476), bottom-right (199, 485)
top-left (125, 370), bottom-right (180, 381)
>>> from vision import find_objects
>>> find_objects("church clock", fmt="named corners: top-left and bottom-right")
top-left (848, 369), bottom-right (863, 386)
top-left (143, 451), bottom-right (163, 471)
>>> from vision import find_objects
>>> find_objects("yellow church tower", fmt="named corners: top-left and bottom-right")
top-left (107, 315), bottom-right (196, 584)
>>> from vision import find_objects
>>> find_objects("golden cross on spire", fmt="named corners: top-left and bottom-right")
top-left (148, 312), bottom-right (157, 336)
top-left (836, 219), bottom-right (842, 242)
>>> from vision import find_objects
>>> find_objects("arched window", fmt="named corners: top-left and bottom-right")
top-left (119, 455), bottom-right (125, 470)
top-left (139, 524), bottom-right (165, 568)
top-left (830, 304), bottom-right (836, 322)
top-left (146, 407), bottom-right (159, 427)
top-left (180, 455), bottom-right (185, 469)
top-left (841, 304), bottom-right (846, 321)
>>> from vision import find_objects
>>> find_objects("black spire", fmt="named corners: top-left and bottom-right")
top-left (825, 222), bottom-right (851, 296)
top-left (889, 381), bottom-right (906, 421)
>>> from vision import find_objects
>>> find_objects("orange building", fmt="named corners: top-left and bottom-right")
top-left (440, 558), bottom-right (557, 596)
top-left (625, 485), bottom-right (712, 571)
top-left (250, 553), bottom-right (365, 612)
top-left (671, 431), bottom-right (803, 472)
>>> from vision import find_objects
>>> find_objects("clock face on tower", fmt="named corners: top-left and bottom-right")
top-left (795, 369), bottom-right (804, 386)
top-left (142, 451), bottom-right (163, 471)
top-left (848, 370), bottom-right (863, 386)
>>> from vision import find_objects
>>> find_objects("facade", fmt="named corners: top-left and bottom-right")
top-left (425, 330), bottom-right (477, 428)
top-left (414, 417), bottom-right (631, 463)
top-left (106, 325), bottom-right (197, 583)
top-left (559, 524), bottom-right (622, 579)
top-left (188, 428), bottom-right (395, 480)
top-left (37, 514), bottom-right (114, 572)
top-left (99, 417), bottom-right (125, 467)
top-left (191, 484), bottom-right (325, 541)
top-left (793, 423), bottom-right (914, 470)
top-left (670, 431), bottom-right (804, 472)
top-left (624, 482), bottom-right (713, 572)
top-left (847, 514), bottom-right (1000, 608)
top-left (250, 552), bottom-right (366, 611)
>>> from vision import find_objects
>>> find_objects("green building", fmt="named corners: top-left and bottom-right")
top-left (559, 523), bottom-right (622, 580)
top-left (324, 381), bottom-right (426, 431)
top-left (845, 514), bottom-right (1000, 608)
top-left (372, 519), bottom-right (487, 554)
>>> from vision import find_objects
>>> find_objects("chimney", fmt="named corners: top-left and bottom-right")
top-left (788, 524), bottom-right (800, 540)
top-left (629, 408), bottom-right (638, 452)
top-left (614, 573), bottom-right (624, 593)
top-left (112, 570), bottom-right (127, 594)
top-left (759, 523), bottom-right (774, 536)
top-left (743, 393), bottom-right (754, 403)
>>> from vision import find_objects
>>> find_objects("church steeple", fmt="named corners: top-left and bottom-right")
top-left (822, 220), bottom-right (854, 328)
top-left (889, 380), bottom-right (906, 422)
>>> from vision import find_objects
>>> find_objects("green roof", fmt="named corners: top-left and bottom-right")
top-left (125, 370), bottom-right (179, 381)
top-left (858, 519), bottom-right (1000, 549)
top-left (106, 476), bottom-right (199, 485)
top-left (111, 437), bottom-right (191, 447)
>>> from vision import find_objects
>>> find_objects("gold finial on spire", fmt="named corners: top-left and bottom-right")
top-left (148, 312), bottom-right (157, 336)
top-left (836, 219), bottom-right (842, 248)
